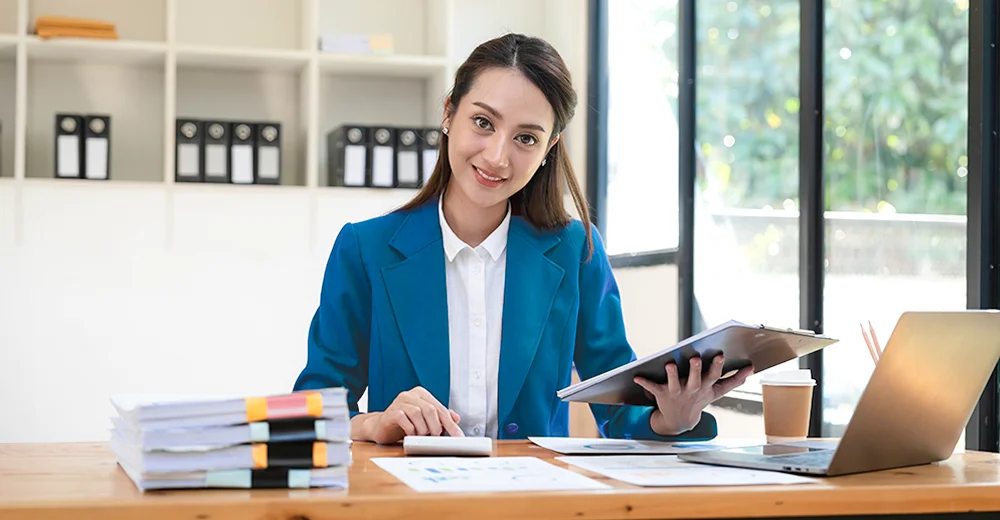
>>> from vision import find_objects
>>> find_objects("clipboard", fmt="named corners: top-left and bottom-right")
top-left (558, 320), bottom-right (838, 406)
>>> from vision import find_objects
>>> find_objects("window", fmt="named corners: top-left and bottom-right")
top-left (603, 0), bottom-right (680, 256)
top-left (821, 0), bottom-right (969, 436)
top-left (694, 0), bottom-right (802, 434)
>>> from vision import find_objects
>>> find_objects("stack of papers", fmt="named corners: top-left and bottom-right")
top-left (109, 388), bottom-right (352, 491)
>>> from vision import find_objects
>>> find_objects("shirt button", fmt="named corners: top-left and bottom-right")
top-left (473, 317), bottom-right (482, 327)
top-left (474, 371), bottom-right (482, 380)
top-left (473, 265), bottom-right (482, 274)
top-left (473, 426), bottom-right (482, 435)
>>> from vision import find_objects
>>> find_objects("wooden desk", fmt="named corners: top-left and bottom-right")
top-left (2, 441), bottom-right (1000, 520)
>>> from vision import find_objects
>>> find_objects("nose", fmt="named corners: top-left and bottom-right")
top-left (482, 134), bottom-right (509, 170)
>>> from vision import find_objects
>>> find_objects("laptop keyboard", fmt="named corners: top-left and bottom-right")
top-left (769, 450), bottom-right (835, 468)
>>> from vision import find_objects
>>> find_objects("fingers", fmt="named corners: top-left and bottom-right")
top-left (417, 401), bottom-right (443, 436)
top-left (665, 363), bottom-right (682, 396)
top-left (713, 365), bottom-right (755, 397)
top-left (704, 354), bottom-right (725, 386)
top-left (685, 357), bottom-right (702, 392)
top-left (409, 387), bottom-right (462, 437)
top-left (393, 387), bottom-right (467, 438)
top-left (439, 408), bottom-right (465, 437)
top-left (402, 404), bottom-right (430, 436)
top-left (390, 409), bottom-right (415, 437)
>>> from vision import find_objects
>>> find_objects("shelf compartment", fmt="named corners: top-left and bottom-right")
top-left (175, 0), bottom-right (311, 51)
top-left (27, 0), bottom-right (168, 43)
top-left (451, 0), bottom-right (545, 64)
top-left (317, 0), bottom-right (449, 57)
top-left (25, 36), bottom-right (166, 67)
top-left (175, 65), bottom-right (307, 187)
top-left (24, 59), bottom-right (165, 182)
top-left (0, 35), bottom-right (18, 58)
top-left (0, 0), bottom-right (16, 35)
top-left (317, 75), bottom-right (432, 188)
top-left (0, 54), bottom-right (13, 179)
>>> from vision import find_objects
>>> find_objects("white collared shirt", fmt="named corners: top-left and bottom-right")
top-left (439, 196), bottom-right (509, 438)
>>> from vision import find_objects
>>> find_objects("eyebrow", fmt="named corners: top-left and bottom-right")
top-left (473, 101), bottom-right (547, 133)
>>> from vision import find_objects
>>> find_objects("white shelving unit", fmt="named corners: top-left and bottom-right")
top-left (0, 0), bottom-right (592, 444)
top-left (0, 0), bottom-right (582, 220)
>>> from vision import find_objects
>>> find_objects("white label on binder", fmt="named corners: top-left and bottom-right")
top-left (344, 145), bottom-right (366, 186)
top-left (178, 143), bottom-right (200, 176)
top-left (258, 147), bottom-right (280, 179)
top-left (206, 144), bottom-right (227, 178)
top-left (398, 150), bottom-right (418, 184)
top-left (57, 135), bottom-right (79, 177)
top-left (231, 144), bottom-right (253, 184)
top-left (85, 138), bottom-right (109, 179)
top-left (422, 149), bottom-right (438, 183)
top-left (372, 145), bottom-right (393, 187)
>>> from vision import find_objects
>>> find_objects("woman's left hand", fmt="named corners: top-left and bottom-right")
top-left (633, 355), bottom-right (754, 436)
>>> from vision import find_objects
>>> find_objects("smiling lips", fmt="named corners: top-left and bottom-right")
top-left (474, 166), bottom-right (506, 188)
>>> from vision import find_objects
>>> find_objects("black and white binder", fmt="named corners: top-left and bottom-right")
top-left (203, 121), bottom-right (230, 183)
top-left (327, 124), bottom-right (368, 187)
top-left (84, 115), bottom-right (110, 180)
top-left (394, 128), bottom-right (420, 189)
top-left (369, 126), bottom-right (395, 188)
top-left (175, 119), bottom-right (203, 182)
top-left (254, 123), bottom-right (281, 185)
top-left (230, 122), bottom-right (255, 185)
top-left (420, 128), bottom-right (441, 186)
top-left (55, 113), bottom-right (84, 179)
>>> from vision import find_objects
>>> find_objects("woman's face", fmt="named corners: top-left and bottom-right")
top-left (444, 67), bottom-right (557, 211)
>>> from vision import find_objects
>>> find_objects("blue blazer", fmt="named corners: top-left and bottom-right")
top-left (293, 197), bottom-right (717, 441)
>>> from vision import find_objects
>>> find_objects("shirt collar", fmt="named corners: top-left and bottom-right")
top-left (438, 195), bottom-right (510, 262)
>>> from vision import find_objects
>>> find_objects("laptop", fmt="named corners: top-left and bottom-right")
top-left (678, 310), bottom-right (1000, 477)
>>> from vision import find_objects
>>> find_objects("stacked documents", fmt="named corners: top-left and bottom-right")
top-left (109, 388), bottom-right (351, 491)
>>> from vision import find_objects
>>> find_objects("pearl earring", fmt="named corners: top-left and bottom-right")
top-left (541, 158), bottom-right (547, 167)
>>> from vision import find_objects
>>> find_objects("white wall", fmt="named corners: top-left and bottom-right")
top-left (0, 0), bottom-right (654, 443)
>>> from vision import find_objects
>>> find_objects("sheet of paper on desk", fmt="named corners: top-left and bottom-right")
top-left (372, 456), bottom-right (611, 493)
top-left (528, 436), bottom-right (760, 455)
top-left (557, 455), bottom-right (817, 487)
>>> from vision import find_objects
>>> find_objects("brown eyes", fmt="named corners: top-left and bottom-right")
top-left (472, 116), bottom-right (538, 146)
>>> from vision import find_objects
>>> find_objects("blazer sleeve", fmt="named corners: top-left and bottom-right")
top-left (573, 226), bottom-right (717, 441)
top-left (293, 222), bottom-right (372, 418)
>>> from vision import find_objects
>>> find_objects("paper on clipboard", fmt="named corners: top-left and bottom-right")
top-left (558, 320), bottom-right (838, 406)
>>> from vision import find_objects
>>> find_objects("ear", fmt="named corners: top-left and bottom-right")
top-left (442, 96), bottom-right (454, 127)
top-left (546, 133), bottom-right (561, 154)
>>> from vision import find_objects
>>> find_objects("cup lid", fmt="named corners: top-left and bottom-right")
top-left (760, 369), bottom-right (816, 386)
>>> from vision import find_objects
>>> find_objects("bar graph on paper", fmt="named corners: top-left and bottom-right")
top-left (371, 457), bottom-right (610, 493)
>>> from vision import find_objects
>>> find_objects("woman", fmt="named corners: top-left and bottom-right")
top-left (294, 33), bottom-right (753, 445)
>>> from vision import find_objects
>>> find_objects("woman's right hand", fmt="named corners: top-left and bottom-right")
top-left (357, 387), bottom-right (465, 444)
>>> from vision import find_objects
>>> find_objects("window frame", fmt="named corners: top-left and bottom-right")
top-left (589, 0), bottom-right (1000, 452)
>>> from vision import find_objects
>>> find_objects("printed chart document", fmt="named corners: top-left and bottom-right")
top-left (529, 437), bottom-right (761, 455)
top-left (557, 455), bottom-right (817, 487)
top-left (372, 456), bottom-right (611, 493)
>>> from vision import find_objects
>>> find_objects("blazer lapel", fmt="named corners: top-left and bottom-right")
top-left (381, 201), bottom-right (451, 406)
top-left (498, 218), bottom-right (565, 429)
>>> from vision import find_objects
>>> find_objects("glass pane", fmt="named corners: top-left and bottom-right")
top-left (822, 0), bottom-right (969, 440)
top-left (605, 0), bottom-right (680, 255)
top-left (694, 0), bottom-right (801, 437)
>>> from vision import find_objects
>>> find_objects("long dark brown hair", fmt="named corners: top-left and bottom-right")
top-left (398, 33), bottom-right (593, 259)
